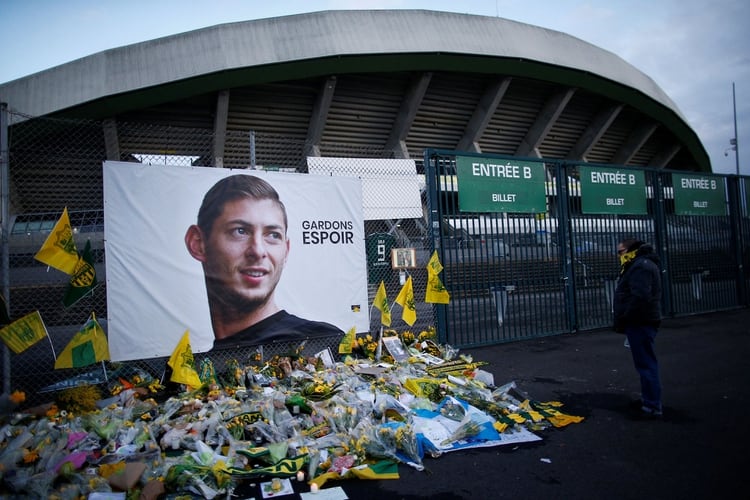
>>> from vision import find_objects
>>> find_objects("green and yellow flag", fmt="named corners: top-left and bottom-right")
top-left (54, 312), bottom-right (110, 369)
top-left (425, 251), bottom-right (450, 304)
top-left (394, 275), bottom-right (417, 326)
top-left (34, 207), bottom-right (79, 275)
top-left (168, 330), bottom-right (203, 388)
top-left (63, 239), bottom-right (98, 308)
top-left (310, 459), bottom-right (399, 488)
top-left (373, 280), bottom-right (391, 327)
top-left (338, 326), bottom-right (357, 354)
top-left (0, 310), bottom-right (48, 354)
top-left (226, 454), bottom-right (307, 479)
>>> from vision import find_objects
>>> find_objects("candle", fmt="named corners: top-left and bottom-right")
top-left (296, 471), bottom-right (305, 482)
top-left (271, 478), bottom-right (282, 492)
top-left (310, 483), bottom-right (319, 493)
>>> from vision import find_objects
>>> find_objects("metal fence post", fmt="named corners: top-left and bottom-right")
top-left (651, 170), bottom-right (672, 316)
top-left (556, 161), bottom-right (576, 331)
top-left (727, 175), bottom-right (747, 304)
top-left (1, 103), bottom-right (10, 395)
top-left (423, 149), bottom-right (448, 343)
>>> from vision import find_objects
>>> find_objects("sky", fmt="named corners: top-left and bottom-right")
top-left (1, 0), bottom-right (747, 175)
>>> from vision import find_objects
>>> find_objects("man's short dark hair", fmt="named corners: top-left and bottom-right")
top-left (197, 174), bottom-right (288, 235)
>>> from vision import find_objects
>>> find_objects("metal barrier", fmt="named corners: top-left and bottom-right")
top-left (423, 150), bottom-right (749, 347)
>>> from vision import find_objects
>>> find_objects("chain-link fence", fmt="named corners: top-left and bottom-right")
top-left (1, 111), bottom-right (436, 405)
top-left (3, 111), bottom-right (749, 407)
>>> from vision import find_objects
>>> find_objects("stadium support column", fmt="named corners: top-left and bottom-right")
top-left (213, 90), bottom-right (230, 168)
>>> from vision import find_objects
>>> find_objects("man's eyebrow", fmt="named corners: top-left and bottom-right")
top-left (225, 219), bottom-right (285, 230)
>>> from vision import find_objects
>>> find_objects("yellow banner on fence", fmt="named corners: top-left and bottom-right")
top-left (0, 310), bottom-right (48, 354)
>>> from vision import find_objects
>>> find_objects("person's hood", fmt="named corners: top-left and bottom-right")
top-left (636, 243), bottom-right (661, 266)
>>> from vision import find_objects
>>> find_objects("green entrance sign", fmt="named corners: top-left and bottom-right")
top-left (579, 166), bottom-right (647, 215)
top-left (455, 156), bottom-right (547, 213)
top-left (672, 173), bottom-right (727, 216)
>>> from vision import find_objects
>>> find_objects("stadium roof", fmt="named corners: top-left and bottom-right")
top-left (0, 9), bottom-right (710, 178)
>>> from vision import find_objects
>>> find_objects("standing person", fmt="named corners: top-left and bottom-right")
top-left (184, 174), bottom-right (342, 349)
top-left (613, 238), bottom-right (663, 419)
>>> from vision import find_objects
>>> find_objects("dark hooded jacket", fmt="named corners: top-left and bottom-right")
top-left (613, 243), bottom-right (662, 330)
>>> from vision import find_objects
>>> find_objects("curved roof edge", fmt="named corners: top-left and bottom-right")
top-left (0, 10), bottom-right (680, 117)
top-left (0, 9), bottom-right (708, 169)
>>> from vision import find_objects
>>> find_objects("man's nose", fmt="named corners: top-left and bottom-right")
top-left (244, 234), bottom-right (267, 257)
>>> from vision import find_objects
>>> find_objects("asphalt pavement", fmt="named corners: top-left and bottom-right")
top-left (333, 307), bottom-right (750, 499)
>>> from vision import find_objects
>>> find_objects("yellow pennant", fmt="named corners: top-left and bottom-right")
top-left (427, 250), bottom-right (443, 275)
top-left (394, 275), bottom-right (417, 326)
top-left (168, 330), bottom-right (203, 388)
top-left (373, 281), bottom-right (392, 327)
top-left (54, 312), bottom-right (110, 369)
top-left (34, 207), bottom-right (79, 275)
top-left (338, 326), bottom-right (357, 354)
top-left (425, 251), bottom-right (450, 304)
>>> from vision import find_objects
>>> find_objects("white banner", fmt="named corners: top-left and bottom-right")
top-left (103, 161), bottom-right (368, 361)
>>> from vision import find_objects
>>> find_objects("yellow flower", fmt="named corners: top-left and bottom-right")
top-left (9, 390), bottom-right (25, 404)
top-left (99, 462), bottom-right (126, 479)
top-left (23, 449), bottom-right (39, 463)
top-left (400, 331), bottom-right (415, 344)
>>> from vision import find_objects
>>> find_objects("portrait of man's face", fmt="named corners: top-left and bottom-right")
top-left (105, 163), bottom-right (369, 359)
top-left (199, 197), bottom-right (290, 311)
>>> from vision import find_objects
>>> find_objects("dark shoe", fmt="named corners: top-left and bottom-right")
top-left (628, 399), bottom-right (643, 410)
top-left (629, 404), bottom-right (663, 420)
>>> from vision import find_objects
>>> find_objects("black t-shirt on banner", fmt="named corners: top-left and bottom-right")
top-left (211, 310), bottom-right (342, 350)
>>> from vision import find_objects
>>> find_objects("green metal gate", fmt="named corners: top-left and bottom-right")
top-left (424, 151), bottom-right (571, 347)
top-left (425, 149), bottom-right (749, 347)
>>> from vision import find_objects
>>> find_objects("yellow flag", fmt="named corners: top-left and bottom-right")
top-left (168, 330), bottom-right (203, 388)
top-left (54, 312), bottom-right (110, 369)
top-left (394, 276), bottom-right (417, 326)
top-left (0, 310), bottom-right (48, 354)
top-left (34, 207), bottom-right (79, 275)
top-left (427, 250), bottom-right (443, 275)
top-left (425, 251), bottom-right (450, 304)
top-left (338, 326), bottom-right (357, 354)
top-left (63, 240), bottom-right (98, 308)
top-left (373, 281), bottom-right (391, 327)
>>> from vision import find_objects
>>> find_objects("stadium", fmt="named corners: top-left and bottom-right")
top-left (2, 10), bottom-right (746, 398)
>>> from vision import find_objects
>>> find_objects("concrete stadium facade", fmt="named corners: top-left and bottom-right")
top-left (0, 9), bottom-right (709, 175)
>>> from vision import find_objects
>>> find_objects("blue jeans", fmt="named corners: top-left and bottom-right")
top-left (625, 325), bottom-right (661, 411)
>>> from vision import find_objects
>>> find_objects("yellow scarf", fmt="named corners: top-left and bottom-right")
top-left (619, 249), bottom-right (637, 267)
top-left (619, 249), bottom-right (637, 274)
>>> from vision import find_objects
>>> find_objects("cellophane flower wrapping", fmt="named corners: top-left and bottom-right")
top-left (0, 334), bottom-right (584, 497)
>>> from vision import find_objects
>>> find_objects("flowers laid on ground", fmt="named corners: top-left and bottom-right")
top-left (0, 329), bottom-right (583, 498)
